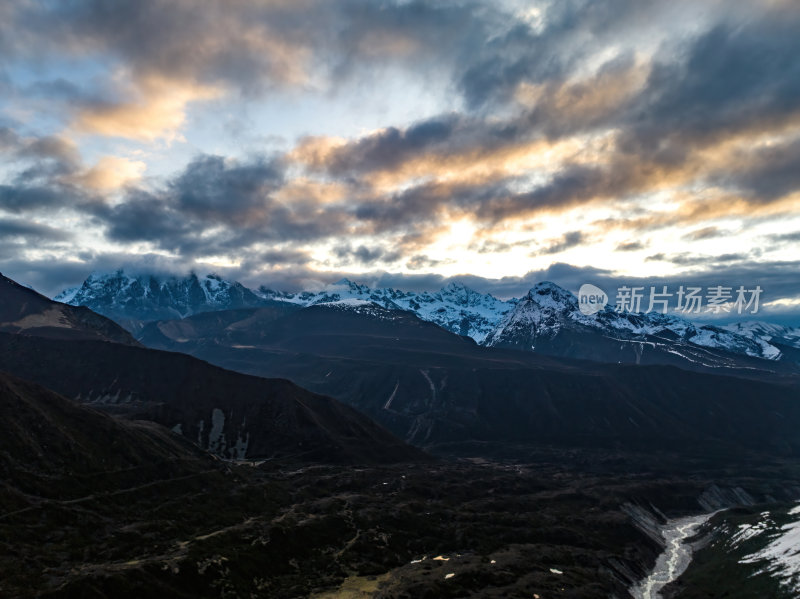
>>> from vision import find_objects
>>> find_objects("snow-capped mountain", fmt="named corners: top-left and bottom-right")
top-left (484, 281), bottom-right (787, 364)
top-left (57, 272), bottom-right (514, 341)
top-left (258, 279), bottom-right (514, 343)
top-left (722, 321), bottom-right (800, 351)
top-left (56, 271), bottom-right (797, 368)
top-left (55, 270), bottom-right (265, 328)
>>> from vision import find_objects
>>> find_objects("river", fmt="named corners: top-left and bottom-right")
top-left (630, 512), bottom-right (715, 599)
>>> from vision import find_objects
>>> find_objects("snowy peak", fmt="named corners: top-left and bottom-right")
top-left (330, 278), bottom-right (371, 294)
top-left (483, 282), bottom-right (578, 347)
top-left (312, 298), bottom-right (402, 321)
top-left (56, 269), bottom-right (265, 327)
top-left (258, 279), bottom-right (514, 343)
top-left (440, 281), bottom-right (472, 301)
top-left (59, 270), bottom-right (513, 342)
top-left (485, 281), bottom-right (786, 362)
top-left (438, 281), bottom-right (490, 308)
top-left (53, 286), bottom-right (79, 304)
top-left (526, 281), bottom-right (580, 312)
top-left (723, 321), bottom-right (800, 350)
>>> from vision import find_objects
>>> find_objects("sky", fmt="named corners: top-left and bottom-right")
top-left (1, 0), bottom-right (799, 321)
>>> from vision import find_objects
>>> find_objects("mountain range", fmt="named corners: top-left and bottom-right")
top-left (1, 273), bottom-right (421, 463)
top-left (133, 294), bottom-right (800, 457)
top-left (55, 269), bottom-right (800, 370)
top-left (55, 270), bottom-right (267, 331)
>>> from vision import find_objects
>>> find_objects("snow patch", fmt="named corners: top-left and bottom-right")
top-left (384, 380), bottom-right (400, 410)
top-left (740, 504), bottom-right (800, 593)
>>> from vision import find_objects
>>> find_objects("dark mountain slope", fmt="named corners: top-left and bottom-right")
top-left (0, 272), bottom-right (422, 464)
top-left (136, 303), bottom-right (800, 457)
top-left (0, 332), bottom-right (423, 464)
top-left (0, 273), bottom-right (138, 345)
top-left (0, 371), bottom-right (215, 505)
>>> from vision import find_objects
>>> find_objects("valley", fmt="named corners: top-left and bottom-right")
top-left (2, 270), bottom-right (799, 597)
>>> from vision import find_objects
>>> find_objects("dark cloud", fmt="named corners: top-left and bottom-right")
top-left (0, 218), bottom-right (70, 241)
top-left (4, 0), bottom-right (485, 104)
top-left (310, 115), bottom-right (459, 176)
top-left (647, 252), bottom-right (749, 267)
top-left (768, 231), bottom-right (800, 244)
top-left (622, 11), bottom-right (800, 158)
top-left (725, 138), bottom-right (800, 202)
top-left (84, 154), bottom-right (351, 258)
top-left (0, 185), bottom-right (78, 213)
top-left (616, 240), bottom-right (645, 251)
top-left (539, 231), bottom-right (584, 255)
top-left (253, 249), bottom-right (312, 266)
top-left (405, 254), bottom-right (450, 271)
top-left (0, 128), bottom-right (81, 184)
top-left (457, 0), bottom-right (654, 109)
top-left (169, 154), bottom-right (283, 224)
top-left (93, 190), bottom-right (193, 249)
top-left (334, 244), bottom-right (402, 266)
top-left (475, 166), bottom-right (610, 222)
top-left (682, 227), bottom-right (725, 241)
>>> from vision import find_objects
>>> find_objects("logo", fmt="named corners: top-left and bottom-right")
top-left (578, 283), bottom-right (608, 315)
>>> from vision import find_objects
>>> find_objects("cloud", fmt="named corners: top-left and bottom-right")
top-left (70, 155), bottom-right (146, 191)
top-left (768, 231), bottom-right (800, 243)
top-left (296, 115), bottom-right (462, 177)
top-left (0, 185), bottom-right (82, 213)
top-left (539, 231), bottom-right (585, 255)
top-left (4, 0), bottom-right (318, 141)
top-left (93, 189), bottom-right (193, 249)
top-left (0, 217), bottom-right (71, 241)
top-left (72, 75), bottom-right (223, 142)
top-left (334, 244), bottom-right (403, 266)
top-left (4, 0), bottom-right (486, 143)
top-left (616, 240), bottom-right (645, 251)
top-left (90, 154), bottom-right (350, 257)
top-left (724, 137), bottom-right (800, 203)
top-left (621, 9), bottom-right (800, 157)
top-left (682, 226), bottom-right (726, 241)
top-left (0, 129), bottom-right (82, 183)
top-left (646, 252), bottom-right (749, 266)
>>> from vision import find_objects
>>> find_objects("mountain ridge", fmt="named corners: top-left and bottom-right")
top-left (55, 269), bottom-right (799, 367)
top-left (1, 272), bottom-right (139, 346)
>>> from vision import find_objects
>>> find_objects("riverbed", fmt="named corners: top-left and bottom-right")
top-left (630, 512), bottom-right (714, 599)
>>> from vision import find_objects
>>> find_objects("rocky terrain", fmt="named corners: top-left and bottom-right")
top-left (2, 375), bottom-right (799, 599)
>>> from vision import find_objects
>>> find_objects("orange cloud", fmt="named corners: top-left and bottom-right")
top-left (70, 155), bottom-right (147, 191)
top-left (71, 74), bottom-right (223, 142)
